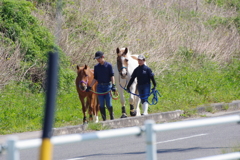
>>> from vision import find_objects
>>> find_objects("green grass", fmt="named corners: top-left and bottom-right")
top-left (222, 104), bottom-right (229, 110)
top-left (87, 122), bottom-right (110, 131)
top-left (0, 84), bottom-right (44, 134)
top-left (1, 57), bottom-right (240, 134)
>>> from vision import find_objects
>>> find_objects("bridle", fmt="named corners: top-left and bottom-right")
top-left (119, 66), bottom-right (127, 73)
top-left (118, 66), bottom-right (129, 89)
top-left (78, 74), bottom-right (89, 91)
top-left (117, 56), bottom-right (128, 77)
top-left (79, 77), bottom-right (88, 85)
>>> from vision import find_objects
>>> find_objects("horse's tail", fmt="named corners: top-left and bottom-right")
top-left (135, 84), bottom-right (138, 94)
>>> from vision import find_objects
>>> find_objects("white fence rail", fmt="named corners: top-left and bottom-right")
top-left (3, 115), bottom-right (240, 160)
top-left (189, 152), bottom-right (240, 160)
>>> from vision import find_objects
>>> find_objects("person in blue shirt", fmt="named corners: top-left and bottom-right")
top-left (126, 55), bottom-right (156, 115)
top-left (87, 51), bottom-right (116, 121)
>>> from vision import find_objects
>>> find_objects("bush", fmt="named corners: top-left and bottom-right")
top-left (0, 0), bottom-right (75, 92)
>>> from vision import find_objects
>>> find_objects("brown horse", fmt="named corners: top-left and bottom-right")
top-left (76, 64), bottom-right (99, 124)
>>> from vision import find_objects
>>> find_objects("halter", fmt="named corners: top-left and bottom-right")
top-left (118, 66), bottom-right (127, 73)
top-left (119, 66), bottom-right (127, 71)
top-left (117, 56), bottom-right (128, 73)
top-left (118, 66), bottom-right (128, 79)
top-left (78, 75), bottom-right (89, 90)
top-left (79, 79), bottom-right (88, 85)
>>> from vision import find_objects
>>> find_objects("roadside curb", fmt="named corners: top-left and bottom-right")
top-left (52, 110), bottom-right (183, 136)
top-left (1, 100), bottom-right (240, 144)
top-left (195, 100), bottom-right (240, 113)
top-left (53, 100), bottom-right (240, 136)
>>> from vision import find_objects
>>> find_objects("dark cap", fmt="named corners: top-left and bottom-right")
top-left (138, 55), bottom-right (145, 60)
top-left (94, 51), bottom-right (104, 59)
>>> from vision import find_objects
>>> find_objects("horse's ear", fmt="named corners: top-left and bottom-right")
top-left (123, 47), bottom-right (128, 55)
top-left (84, 64), bottom-right (88, 69)
top-left (116, 47), bottom-right (122, 56)
top-left (116, 48), bottom-right (120, 54)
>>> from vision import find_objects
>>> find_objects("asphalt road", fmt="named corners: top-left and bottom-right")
top-left (1, 111), bottom-right (240, 160)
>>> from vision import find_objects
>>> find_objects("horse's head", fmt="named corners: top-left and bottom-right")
top-left (116, 47), bottom-right (129, 79)
top-left (76, 64), bottom-right (91, 91)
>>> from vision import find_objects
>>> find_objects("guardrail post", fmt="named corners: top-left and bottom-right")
top-left (7, 136), bottom-right (19, 160)
top-left (145, 120), bottom-right (157, 160)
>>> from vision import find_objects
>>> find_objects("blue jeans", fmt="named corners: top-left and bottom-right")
top-left (137, 83), bottom-right (151, 104)
top-left (97, 84), bottom-right (112, 109)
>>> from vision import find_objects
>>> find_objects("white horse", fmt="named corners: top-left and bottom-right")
top-left (114, 47), bottom-right (141, 118)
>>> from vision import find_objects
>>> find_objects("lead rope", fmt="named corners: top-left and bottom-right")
top-left (88, 89), bottom-right (119, 100)
top-left (118, 76), bottom-right (161, 105)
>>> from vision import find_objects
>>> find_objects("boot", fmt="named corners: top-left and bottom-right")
top-left (121, 106), bottom-right (127, 118)
top-left (100, 107), bottom-right (106, 121)
top-left (142, 102), bottom-right (148, 115)
top-left (108, 107), bottom-right (114, 120)
top-left (130, 104), bottom-right (136, 116)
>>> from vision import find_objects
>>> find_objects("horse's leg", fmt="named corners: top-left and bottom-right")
top-left (118, 86), bottom-right (127, 118)
top-left (129, 87), bottom-right (136, 116)
top-left (87, 96), bottom-right (93, 122)
top-left (129, 84), bottom-right (137, 116)
top-left (79, 96), bottom-right (87, 124)
top-left (93, 94), bottom-right (99, 123)
top-left (115, 70), bottom-right (127, 118)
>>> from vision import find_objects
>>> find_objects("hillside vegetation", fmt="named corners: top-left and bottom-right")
top-left (0, 0), bottom-right (240, 134)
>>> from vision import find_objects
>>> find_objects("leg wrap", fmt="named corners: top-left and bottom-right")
top-left (122, 106), bottom-right (126, 113)
top-left (130, 104), bottom-right (136, 116)
top-left (121, 106), bottom-right (127, 118)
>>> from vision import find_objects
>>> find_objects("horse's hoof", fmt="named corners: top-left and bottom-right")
top-left (130, 110), bottom-right (136, 116)
top-left (83, 121), bottom-right (88, 125)
top-left (121, 113), bottom-right (127, 118)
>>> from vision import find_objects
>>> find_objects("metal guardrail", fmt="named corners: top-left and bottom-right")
top-left (2, 115), bottom-right (240, 160)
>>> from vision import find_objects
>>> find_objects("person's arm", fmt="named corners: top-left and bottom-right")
top-left (127, 68), bottom-right (137, 92)
top-left (87, 65), bottom-right (97, 92)
top-left (150, 76), bottom-right (156, 89)
top-left (111, 76), bottom-right (116, 92)
top-left (147, 66), bottom-right (156, 89)
top-left (109, 63), bottom-right (116, 91)
top-left (111, 76), bottom-right (115, 85)
top-left (86, 79), bottom-right (97, 92)
top-left (126, 77), bottom-right (134, 92)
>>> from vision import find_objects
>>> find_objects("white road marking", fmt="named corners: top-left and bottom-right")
top-left (156, 133), bottom-right (208, 144)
